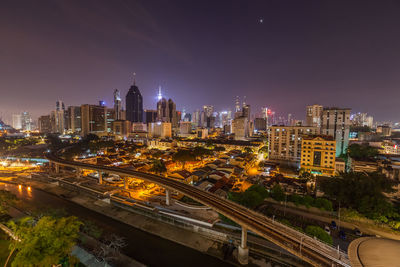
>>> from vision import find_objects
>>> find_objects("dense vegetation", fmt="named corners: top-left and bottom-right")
top-left (228, 184), bottom-right (269, 209)
top-left (7, 216), bottom-right (82, 266)
top-left (347, 143), bottom-right (379, 160)
top-left (320, 172), bottom-right (400, 226)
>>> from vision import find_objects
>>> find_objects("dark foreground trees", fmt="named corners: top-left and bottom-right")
top-left (7, 216), bottom-right (82, 266)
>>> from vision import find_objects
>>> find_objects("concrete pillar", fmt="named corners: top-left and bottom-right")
top-left (124, 177), bottom-right (128, 189)
top-left (75, 167), bottom-right (81, 178)
top-left (98, 171), bottom-right (103, 185)
top-left (165, 189), bottom-right (170, 206)
top-left (238, 226), bottom-right (249, 265)
top-left (55, 163), bottom-right (59, 174)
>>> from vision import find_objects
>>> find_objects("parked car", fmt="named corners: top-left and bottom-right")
top-left (339, 230), bottom-right (346, 240)
top-left (330, 220), bottom-right (337, 230)
top-left (354, 228), bottom-right (362, 236)
top-left (324, 225), bottom-right (331, 235)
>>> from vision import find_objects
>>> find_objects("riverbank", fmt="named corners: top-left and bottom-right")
top-left (1, 175), bottom-right (306, 267)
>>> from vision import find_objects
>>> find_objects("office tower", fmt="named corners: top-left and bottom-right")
top-left (203, 105), bottom-right (214, 117)
top-left (321, 107), bottom-right (351, 157)
top-left (254, 118), bottom-right (267, 131)
top-left (38, 115), bottom-right (52, 133)
top-left (268, 126), bottom-right (318, 162)
top-left (179, 121), bottom-right (192, 136)
top-left (20, 112), bottom-right (32, 131)
top-left (232, 117), bottom-right (249, 140)
top-left (220, 111), bottom-right (231, 128)
top-left (145, 109), bottom-right (157, 123)
top-left (183, 113), bottom-right (191, 122)
top-left (288, 113), bottom-right (292, 126)
top-left (351, 112), bottom-right (374, 128)
top-left (148, 122), bottom-right (172, 138)
top-left (56, 100), bottom-right (65, 111)
top-left (80, 104), bottom-right (107, 136)
top-left (106, 108), bottom-right (115, 133)
top-left (156, 96), bottom-right (178, 127)
top-left (126, 80), bottom-right (143, 123)
top-left (12, 114), bottom-right (22, 130)
top-left (306, 104), bottom-right (323, 128)
top-left (50, 110), bottom-right (65, 133)
top-left (168, 99), bottom-right (178, 128)
top-left (113, 89), bottom-right (122, 120)
top-left (67, 106), bottom-right (82, 134)
top-left (112, 120), bottom-right (131, 138)
top-left (242, 104), bottom-right (250, 121)
top-left (235, 96), bottom-right (241, 112)
top-left (301, 135), bottom-right (336, 176)
top-left (192, 110), bottom-right (200, 126)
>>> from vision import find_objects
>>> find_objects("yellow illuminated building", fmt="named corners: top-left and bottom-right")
top-left (300, 136), bottom-right (336, 176)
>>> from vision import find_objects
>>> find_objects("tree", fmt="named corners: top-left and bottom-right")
top-left (305, 226), bottom-right (333, 245)
top-left (94, 234), bottom-right (126, 264)
top-left (270, 184), bottom-right (285, 202)
top-left (193, 146), bottom-right (212, 162)
top-left (0, 190), bottom-right (17, 215)
top-left (258, 145), bottom-right (268, 154)
top-left (150, 159), bottom-right (167, 175)
top-left (213, 146), bottom-right (225, 152)
top-left (172, 149), bottom-right (196, 170)
top-left (228, 185), bottom-right (269, 209)
top-left (243, 147), bottom-right (253, 154)
top-left (8, 216), bottom-right (82, 266)
top-left (347, 143), bottom-right (378, 160)
top-left (320, 172), bottom-right (395, 219)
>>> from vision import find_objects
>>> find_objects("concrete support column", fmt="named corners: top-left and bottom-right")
top-left (124, 177), bottom-right (128, 189)
top-left (165, 189), bottom-right (170, 206)
top-left (55, 163), bottom-right (59, 174)
top-left (238, 226), bottom-right (249, 265)
top-left (98, 171), bottom-right (103, 185)
top-left (75, 167), bottom-right (81, 178)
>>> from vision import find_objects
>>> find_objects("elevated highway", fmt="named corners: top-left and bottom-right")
top-left (46, 153), bottom-right (351, 266)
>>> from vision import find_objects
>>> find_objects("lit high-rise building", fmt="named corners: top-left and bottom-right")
top-left (268, 125), bottom-right (318, 162)
top-left (50, 110), bottom-right (65, 133)
top-left (113, 89), bottom-right (122, 120)
top-left (38, 115), bottom-right (52, 134)
top-left (321, 107), bottom-right (351, 157)
top-left (80, 104), bottom-right (107, 136)
top-left (145, 109), bottom-right (157, 123)
top-left (12, 114), bottom-right (22, 130)
top-left (306, 104), bottom-right (323, 128)
top-left (126, 79), bottom-right (143, 123)
top-left (66, 106), bottom-right (82, 134)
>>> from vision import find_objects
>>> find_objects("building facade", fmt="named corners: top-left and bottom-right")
top-left (81, 104), bottom-right (107, 136)
top-left (300, 136), bottom-right (336, 176)
top-left (268, 126), bottom-right (318, 162)
top-left (126, 83), bottom-right (143, 123)
top-left (306, 104), bottom-right (323, 128)
top-left (321, 107), bottom-right (351, 157)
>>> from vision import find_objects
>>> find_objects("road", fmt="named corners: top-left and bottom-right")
top-left (47, 153), bottom-right (351, 267)
top-left (0, 182), bottom-right (232, 267)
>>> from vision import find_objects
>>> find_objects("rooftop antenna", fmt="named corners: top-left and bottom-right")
top-left (133, 72), bottom-right (136, 85)
top-left (157, 86), bottom-right (162, 101)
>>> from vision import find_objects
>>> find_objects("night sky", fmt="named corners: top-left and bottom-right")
top-left (1, 0), bottom-right (400, 122)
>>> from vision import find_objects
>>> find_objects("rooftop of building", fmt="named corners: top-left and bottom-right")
top-left (348, 237), bottom-right (400, 267)
top-left (302, 135), bottom-right (335, 141)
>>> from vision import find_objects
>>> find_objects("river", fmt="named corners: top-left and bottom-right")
top-left (0, 183), bottom-right (233, 267)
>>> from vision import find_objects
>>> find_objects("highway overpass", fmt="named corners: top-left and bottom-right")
top-left (46, 153), bottom-right (351, 266)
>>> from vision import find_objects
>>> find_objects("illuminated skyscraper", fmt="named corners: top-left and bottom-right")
top-left (126, 79), bottom-right (143, 123)
top-left (113, 89), bottom-right (122, 120)
top-left (306, 104), bottom-right (323, 128)
top-left (321, 107), bottom-right (351, 157)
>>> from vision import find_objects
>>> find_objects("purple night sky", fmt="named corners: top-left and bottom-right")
top-left (1, 0), bottom-right (400, 122)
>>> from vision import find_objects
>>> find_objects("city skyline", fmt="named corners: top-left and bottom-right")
top-left (2, 0), bottom-right (400, 122)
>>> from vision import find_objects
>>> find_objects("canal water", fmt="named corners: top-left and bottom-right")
top-left (0, 183), bottom-right (233, 267)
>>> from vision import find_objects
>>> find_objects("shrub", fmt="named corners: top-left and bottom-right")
top-left (305, 225), bottom-right (333, 245)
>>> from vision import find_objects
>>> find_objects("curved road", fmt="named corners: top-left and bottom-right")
top-left (46, 153), bottom-right (351, 267)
